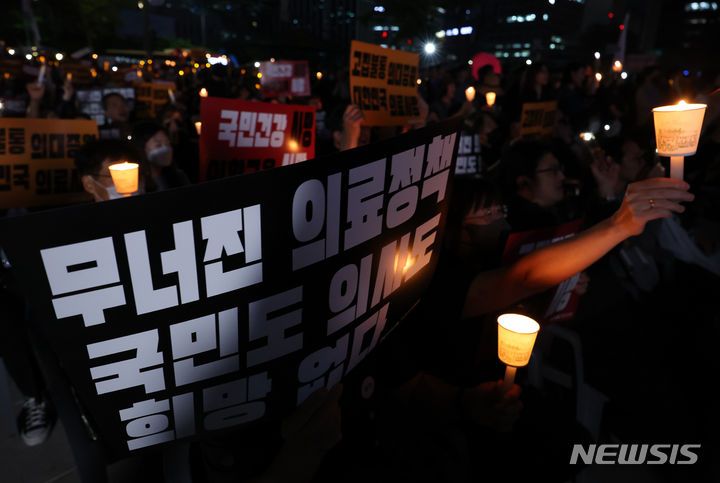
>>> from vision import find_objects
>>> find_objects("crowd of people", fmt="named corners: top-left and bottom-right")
top-left (1, 51), bottom-right (720, 482)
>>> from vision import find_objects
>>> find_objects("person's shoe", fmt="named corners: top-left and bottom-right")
top-left (17, 397), bottom-right (54, 446)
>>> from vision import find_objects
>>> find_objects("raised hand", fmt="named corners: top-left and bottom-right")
top-left (611, 177), bottom-right (694, 237)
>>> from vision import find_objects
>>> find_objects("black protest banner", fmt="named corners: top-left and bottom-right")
top-left (0, 117), bottom-right (461, 459)
top-left (456, 132), bottom-right (481, 176)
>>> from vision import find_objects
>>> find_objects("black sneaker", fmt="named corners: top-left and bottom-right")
top-left (17, 397), bottom-right (54, 446)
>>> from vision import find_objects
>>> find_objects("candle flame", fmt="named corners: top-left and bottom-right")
top-left (199, 88), bottom-right (208, 97)
top-left (678, 100), bottom-right (687, 105)
top-left (109, 162), bottom-right (138, 171)
top-left (465, 86), bottom-right (475, 102)
top-left (288, 139), bottom-right (299, 151)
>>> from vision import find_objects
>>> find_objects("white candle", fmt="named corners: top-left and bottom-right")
top-left (502, 366), bottom-right (517, 392)
top-left (37, 64), bottom-right (46, 86)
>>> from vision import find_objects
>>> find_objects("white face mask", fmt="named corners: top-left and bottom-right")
top-left (93, 178), bottom-right (143, 201)
top-left (148, 145), bottom-right (172, 167)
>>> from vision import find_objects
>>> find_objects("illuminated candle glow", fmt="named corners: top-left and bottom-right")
top-left (465, 86), bottom-right (475, 102)
top-left (194, 121), bottom-right (202, 135)
top-left (652, 100), bottom-right (707, 180)
top-left (108, 162), bottom-right (139, 196)
top-left (497, 314), bottom-right (540, 391)
top-left (485, 91), bottom-right (496, 107)
top-left (199, 87), bottom-right (208, 98)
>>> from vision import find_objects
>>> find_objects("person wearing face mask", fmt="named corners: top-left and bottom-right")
top-left (74, 139), bottom-right (147, 202)
top-left (131, 121), bottom-right (191, 191)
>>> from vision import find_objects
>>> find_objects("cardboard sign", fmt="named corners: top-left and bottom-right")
top-left (0, 117), bottom-right (462, 458)
top-left (456, 133), bottom-right (481, 176)
top-left (501, 219), bottom-right (585, 323)
top-left (0, 118), bottom-right (97, 209)
top-left (259, 61), bottom-right (311, 99)
top-left (199, 97), bottom-right (316, 182)
top-left (135, 82), bottom-right (177, 119)
top-left (519, 100), bottom-right (557, 137)
top-left (349, 41), bottom-right (422, 127)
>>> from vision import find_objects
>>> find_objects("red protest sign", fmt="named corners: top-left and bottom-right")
top-left (501, 219), bottom-right (585, 323)
top-left (199, 97), bottom-right (316, 182)
top-left (259, 61), bottom-right (311, 99)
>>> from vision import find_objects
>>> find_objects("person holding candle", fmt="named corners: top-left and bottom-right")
top-left (74, 139), bottom-right (146, 201)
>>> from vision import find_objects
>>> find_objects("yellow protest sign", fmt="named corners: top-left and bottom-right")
top-left (0, 118), bottom-right (97, 209)
top-left (520, 101), bottom-right (558, 137)
top-left (349, 40), bottom-right (422, 127)
top-left (135, 82), bottom-right (176, 119)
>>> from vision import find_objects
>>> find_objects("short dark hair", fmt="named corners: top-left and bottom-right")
top-left (500, 140), bottom-right (554, 195)
top-left (101, 92), bottom-right (126, 111)
top-left (74, 139), bottom-right (143, 177)
top-left (130, 121), bottom-right (166, 152)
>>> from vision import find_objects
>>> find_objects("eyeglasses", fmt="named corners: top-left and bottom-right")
top-left (535, 165), bottom-right (564, 175)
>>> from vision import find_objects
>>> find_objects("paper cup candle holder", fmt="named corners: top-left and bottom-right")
top-left (652, 100), bottom-right (706, 180)
top-left (108, 162), bottom-right (140, 197)
top-left (497, 313), bottom-right (540, 391)
top-left (485, 91), bottom-right (496, 107)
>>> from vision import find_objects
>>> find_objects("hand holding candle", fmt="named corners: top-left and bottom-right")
top-left (497, 314), bottom-right (540, 392)
top-left (652, 100), bottom-right (706, 180)
top-left (465, 86), bottom-right (475, 103)
top-left (108, 162), bottom-right (139, 197)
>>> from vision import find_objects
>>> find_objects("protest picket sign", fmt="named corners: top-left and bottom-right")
top-left (455, 132), bottom-right (481, 176)
top-left (349, 40), bottom-right (422, 127)
top-left (519, 100), bottom-right (557, 137)
top-left (77, 87), bottom-right (136, 126)
top-left (0, 118), bottom-right (97, 209)
top-left (0, 117), bottom-right (462, 459)
top-left (199, 97), bottom-right (316, 182)
top-left (501, 219), bottom-right (585, 323)
top-left (135, 82), bottom-right (177, 119)
top-left (259, 60), bottom-right (311, 99)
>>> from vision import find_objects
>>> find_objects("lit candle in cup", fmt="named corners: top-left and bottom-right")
top-left (194, 121), bottom-right (202, 135)
top-left (108, 162), bottom-right (139, 197)
top-left (497, 314), bottom-right (540, 392)
top-left (465, 86), bottom-right (475, 102)
top-left (652, 100), bottom-right (707, 179)
top-left (199, 87), bottom-right (208, 98)
top-left (486, 91), bottom-right (496, 107)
